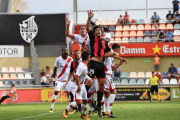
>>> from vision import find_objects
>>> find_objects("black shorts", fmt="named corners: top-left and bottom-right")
top-left (88, 60), bottom-right (105, 79)
top-left (150, 85), bottom-right (158, 92)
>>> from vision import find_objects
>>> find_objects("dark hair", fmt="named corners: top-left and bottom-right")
top-left (93, 25), bottom-right (101, 33)
top-left (46, 66), bottom-right (50, 68)
top-left (74, 49), bottom-right (80, 53)
top-left (62, 47), bottom-right (67, 52)
top-left (81, 51), bottom-right (89, 61)
top-left (152, 72), bottom-right (154, 74)
top-left (11, 84), bottom-right (15, 87)
top-left (112, 43), bottom-right (120, 49)
top-left (79, 25), bottom-right (86, 30)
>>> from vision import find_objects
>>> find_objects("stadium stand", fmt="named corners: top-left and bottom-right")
top-left (129, 79), bottom-right (136, 84)
top-left (121, 79), bottom-right (128, 84)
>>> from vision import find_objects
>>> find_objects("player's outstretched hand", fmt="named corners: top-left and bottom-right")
top-left (123, 59), bottom-right (128, 65)
top-left (119, 59), bottom-right (125, 65)
top-left (65, 18), bottom-right (71, 26)
top-left (87, 10), bottom-right (94, 18)
top-left (76, 86), bottom-right (81, 93)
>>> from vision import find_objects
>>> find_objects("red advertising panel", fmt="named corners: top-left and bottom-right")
top-left (72, 43), bottom-right (180, 57)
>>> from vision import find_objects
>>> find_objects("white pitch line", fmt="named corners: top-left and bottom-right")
top-left (13, 111), bottom-right (59, 120)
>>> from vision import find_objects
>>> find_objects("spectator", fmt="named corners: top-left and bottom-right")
top-left (173, 11), bottom-right (180, 24)
top-left (165, 29), bottom-right (174, 42)
top-left (172, 0), bottom-right (179, 14)
top-left (151, 12), bottom-right (161, 29)
top-left (167, 63), bottom-right (179, 81)
top-left (90, 15), bottom-right (97, 26)
top-left (155, 71), bottom-right (163, 86)
top-left (0, 84), bottom-right (16, 104)
top-left (114, 64), bottom-right (121, 78)
top-left (46, 66), bottom-right (53, 78)
top-left (154, 53), bottom-right (160, 72)
top-left (166, 10), bottom-right (174, 23)
top-left (41, 69), bottom-right (45, 77)
top-left (156, 29), bottom-right (165, 42)
top-left (123, 11), bottom-right (130, 25)
top-left (117, 15), bottom-right (123, 25)
top-left (41, 73), bottom-right (51, 86)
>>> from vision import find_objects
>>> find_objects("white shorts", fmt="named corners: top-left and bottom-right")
top-left (88, 78), bottom-right (99, 94)
top-left (55, 81), bottom-right (68, 92)
top-left (104, 75), bottom-right (115, 92)
top-left (70, 81), bottom-right (78, 93)
top-left (73, 85), bottom-right (87, 101)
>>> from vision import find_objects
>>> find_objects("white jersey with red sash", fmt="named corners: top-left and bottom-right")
top-left (104, 57), bottom-right (114, 76)
top-left (54, 56), bottom-right (73, 82)
top-left (74, 34), bottom-right (90, 51)
top-left (101, 33), bottom-right (111, 41)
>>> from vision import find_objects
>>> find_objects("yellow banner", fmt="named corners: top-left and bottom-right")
top-left (41, 88), bottom-right (68, 102)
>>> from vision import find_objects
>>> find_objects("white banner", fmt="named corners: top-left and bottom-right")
top-left (0, 45), bottom-right (24, 57)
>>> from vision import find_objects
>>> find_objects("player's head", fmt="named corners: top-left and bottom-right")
top-left (83, 45), bottom-right (90, 53)
top-left (74, 49), bottom-right (80, 57)
top-left (152, 72), bottom-right (154, 77)
top-left (82, 51), bottom-right (89, 61)
top-left (99, 25), bottom-right (109, 33)
top-left (11, 84), bottom-right (15, 88)
top-left (79, 26), bottom-right (86, 36)
top-left (76, 50), bottom-right (81, 60)
top-left (112, 43), bottom-right (120, 53)
top-left (62, 47), bottom-right (68, 56)
top-left (93, 25), bottom-right (102, 37)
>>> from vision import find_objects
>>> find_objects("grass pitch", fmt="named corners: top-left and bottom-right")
top-left (0, 102), bottom-right (179, 120)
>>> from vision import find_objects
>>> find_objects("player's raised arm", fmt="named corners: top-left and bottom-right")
top-left (65, 18), bottom-right (74, 39)
top-left (86, 10), bottom-right (94, 33)
top-left (112, 59), bottom-right (125, 71)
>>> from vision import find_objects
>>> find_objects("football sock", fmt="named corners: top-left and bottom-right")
top-left (66, 101), bottom-right (77, 111)
top-left (157, 94), bottom-right (160, 101)
top-left (97, 90), bottom-right (103, 108)
top-left (87, 97), bottom-right (93, 111)
top-left (107, 94), bottom-right (116, 113)
top-left (81, 104), bottom-right (87, 114)
top-left (101, 97), bottom-right (105, 112)
top-left (151, 95), bottom-right (153, 101)
top-left (51, 94), bottom-right (57, 109)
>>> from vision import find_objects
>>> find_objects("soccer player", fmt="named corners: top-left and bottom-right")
top-left (63, 51), bottom-right (91, 120)
top-left (0, 84), bottom-right (16, 105)
top-left (148, 72), bottom-right (161, 102)
top-left (65, 18), bottom-right (90, 51)
top-left (103, 43), bottom-right (125, 118)
top-left (49, 47), bottom-right (73, 112)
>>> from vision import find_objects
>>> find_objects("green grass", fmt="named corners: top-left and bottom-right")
top-left (0, 102), bottom-right (180, 120)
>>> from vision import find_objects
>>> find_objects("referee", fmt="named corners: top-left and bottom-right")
top-left (148, 72), bottom-right (161, 102)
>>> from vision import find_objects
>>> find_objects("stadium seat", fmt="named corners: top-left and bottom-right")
top-left (2, 67), bottom-right (9, 73)
top-left (174, 24), bottom-right (180, 29)
top-left (160, 19), bottom-right (166, 23)
top-left (122, 37), bottom-right (129, 43)
top-left (109, 32), bottom-right (115, 37)
top-left (131, 20), bottom-right (137, 24)
top-left (145, 25), bottom-right (151, 30)
top-left (16, 67), bottom-right (24, 73)
top-left (174, 36), bottom-right (180, 42)
top-left (137, 31), bottom-right (143, 36)
top-left (152, 30), bottom-right (158, 36)
top-left (130, 31), bottom-right (136, 37)
top-left (115, 32), bottom-right (122, 37)
top-left (138, 72), bottom-right (145, 78)
top-left (103, 20), bottom-right (109, 25)
top-left (111, 38), bottom-right (114, 41)
top-left (137, 37), bottom-right (143, 42)
top-left (12, 81), bottom-right (19, 86)
top-left (26, 80), bottom-right (33, 85)
top-left (110, 20), bottom-right (116, 25)
top-left (19, 81), bottom-right (26, 86)
top-left (9, 67), bottom-right (16, 73)
top-left (145, 79), bottom-right (149, 84)
top-left (144, 37), bottom-right (151, 42)
top-left (25, 74), bottom-right (33, 79)
top-left (122, 31), bottom-right (129, 37)
top-left (3, 74), bottom-right (11, 80)
top-left (129, 79), bottom-right (136, 84)
top-left (137, 25), bottom-right (144, 30)
top-left (0, 75), bottom-right (3, 80)
top-left (129, 37), bottom-right (136, 42)
top-left (115, 38), bottom-right (121, 43)
top-left (10, 74), bottom-right (19, 80)
top-left (152, 25), bottom-right (158, 30)
top-left (18, 74), bottom-right (25, 79)
top-left (116, 25), bottom-right (122, 31)
top-left (130, 72), bottom-right (137, 78)
top-left (151, 37), bottom-right (157, 42)
top-left (4, 81), bottom-right (11, 86)
top-left (114, 77), bottom-right (120, 84)
top-left (0, 81), bottom-right (4, 86)
top-left (144, 31), bottom-right (151, 36)
top-left (174, 30), bottom-right (180, 35)
top-left (170, 79), bottom-right (177, 84)
top-left (162, 79), bottom-right (169, 84)
top-left (137, 79), bottom-right (144, 84)
top-left (145, 19), bottom-right (151, 24)
top-left (123, 25), bottom-right (130, 31)
top-left (121, 79), bottom-right (128, 84)
top-left (121, 72), bottom-right (130, 78)
top-left (159, 24), bottom-right (166, 30)
top-left (96, 20), bottom-right (102, 25)
top-left (167, 24), bottom-right (173, 29)
top-left (161, 72), bottom-right (168, 78)
top-left (146, 72), bottom-right (152, 78)
top-left (130, 25), bottom-right (137, 30)
top-left (109, 26), bottom-right (115, 31)
top-left (161, 30), bottom-right (166, 35)
top-left (138, 19), bottom-right (145, 24)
